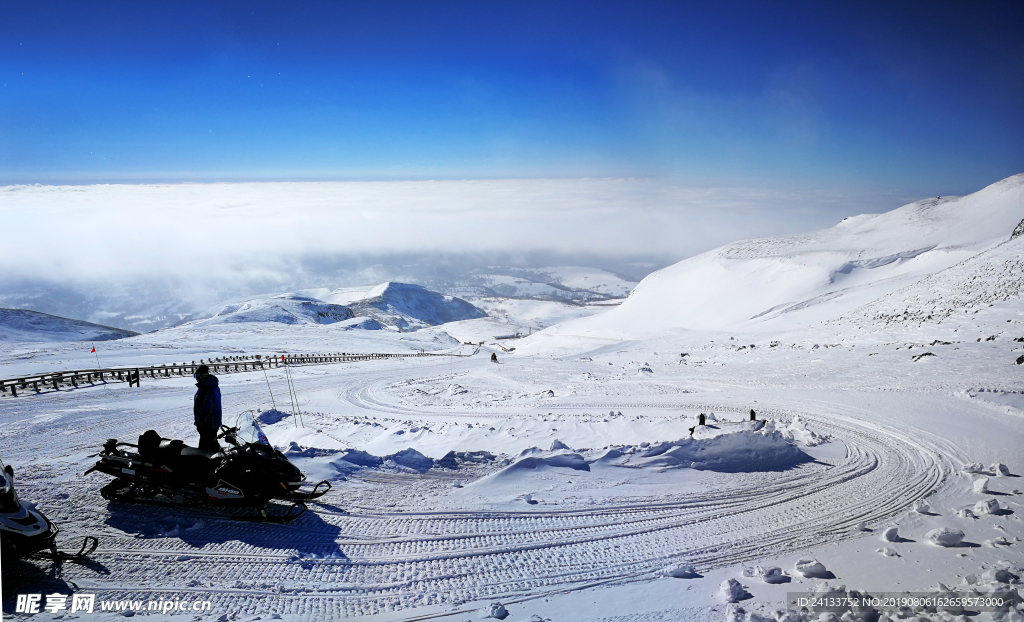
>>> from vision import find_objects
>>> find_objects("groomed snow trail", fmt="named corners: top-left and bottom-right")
top-left (2, 355), bottom-right (964, 620)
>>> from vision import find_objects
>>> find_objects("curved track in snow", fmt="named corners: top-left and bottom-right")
top-left (3, 356), bottom-right (964, 620)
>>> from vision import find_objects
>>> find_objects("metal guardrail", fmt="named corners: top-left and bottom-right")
top-left (0, 350), bottom-right (471, 398)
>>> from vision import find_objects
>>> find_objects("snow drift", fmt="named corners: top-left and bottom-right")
top-left (631, 429), bottom-right (814, 472)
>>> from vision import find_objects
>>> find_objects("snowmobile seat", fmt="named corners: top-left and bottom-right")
top-left (169, 447), bottom-right (221, 480)
top-left (137, 431), bottom-right (221, 479)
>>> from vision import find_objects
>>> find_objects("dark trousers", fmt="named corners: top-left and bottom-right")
top-left (197, 427), bottom-right (220, 452)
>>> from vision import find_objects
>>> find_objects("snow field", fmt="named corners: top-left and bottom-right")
top-left (3, 334), bottom-right (1022, 622)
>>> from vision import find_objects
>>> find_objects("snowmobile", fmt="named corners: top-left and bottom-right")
top-left (86, 412), bottom-right (331, 522)
top-left (1, 455), bottom-right (98, 563)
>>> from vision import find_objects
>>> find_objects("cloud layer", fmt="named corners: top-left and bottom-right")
top-left (1, 178), bottom-right (911, 285)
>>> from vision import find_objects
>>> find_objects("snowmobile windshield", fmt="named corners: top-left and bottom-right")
top-left (0, 457), bottom-right (20, 513)
top-left (234, 412), bottom-right (271, 447)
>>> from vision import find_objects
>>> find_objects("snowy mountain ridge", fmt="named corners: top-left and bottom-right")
top-left (548, 173), bottom-right (1024, 337)
top-left (187, 282), bottom-right (485, 332)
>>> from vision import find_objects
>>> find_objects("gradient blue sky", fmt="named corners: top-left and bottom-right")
top-left (1, 1), bottom-right (1022, 193)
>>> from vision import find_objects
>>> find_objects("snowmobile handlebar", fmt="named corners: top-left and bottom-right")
top-left (217, 425), bottom-right (241, 444)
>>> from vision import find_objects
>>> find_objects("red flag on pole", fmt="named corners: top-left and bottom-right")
top-left (91, 347), bottom-right (96, 353)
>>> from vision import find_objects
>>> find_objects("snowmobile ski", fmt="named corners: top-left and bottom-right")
top-left (285, 479), bottom-right (332, 501)
top-left (1, 457), bottom-right (99, 564)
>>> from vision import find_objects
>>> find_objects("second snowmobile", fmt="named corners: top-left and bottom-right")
top-left (87, 412), bottom-right (330, 522)
top-left (1, 455), bottom-right (98, 564)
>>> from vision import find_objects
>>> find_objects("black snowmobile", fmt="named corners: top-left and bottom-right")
top-left (1, 455), bottom-right (98, 564)
top-left (87, 412), bottom-right (330, 522)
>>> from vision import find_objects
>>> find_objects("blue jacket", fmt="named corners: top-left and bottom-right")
top-left (193, 375), bottom-right (222, 430)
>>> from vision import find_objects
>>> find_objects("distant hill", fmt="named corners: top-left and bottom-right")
top-left (0, 308), bottom-right (139, 342)
top-left (446, 266), bottom-right (637, 302)
top-left (549, 172), bottom-right (1024, 338)
top-left (186, 282), bottom-right (486, 332)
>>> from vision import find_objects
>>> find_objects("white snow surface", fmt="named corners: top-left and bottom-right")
top-left (2, 173), bottom-right (1024, 622)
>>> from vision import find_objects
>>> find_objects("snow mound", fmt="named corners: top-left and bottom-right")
top-left (742, 565), bottom-right (788, 584)
top-left (926, 528), bottom-right (965, 547)
top-left (880, 525), bottom-right (900, 542)
top-left (764, 416), bottom-right (829, 446)
top-left (504, 453), bottom-right (590, 472)
top-left (388, 448), bottom-right (434, 473)
top-left (482, 602), bottom-right (509, 619)
top-left (637, 430), bottom-right (814, 472)
top-left (913, 499), bottom-right (931, 514)
top-left (974, 498), bottom-right (1001, 515)
top-left (982, 568), bottom-right (1017, 584)
top-left (973, 477), bottom-right (990, 493)
top-left (284, 443), bottom-right (440, 475)
top-left (337, 450), bottom-right (385, 468)
top-left (717, 578), bottom-right (750, 603)
top-left (660, 562), bottom-right (699, 578)
top-left (794, 559), bottom-right (830, 578)
top-left (0, 308), bottom-right (138, 342)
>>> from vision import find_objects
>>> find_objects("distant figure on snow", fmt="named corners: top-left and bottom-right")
top-left (698, 413), bottom-right (706, 426)
top-left (750, 409), bottom-right (756, 421)
top-left (490, 353), bottom-right (498, 363)
top-left (193, 364), bottom-right (222, 452)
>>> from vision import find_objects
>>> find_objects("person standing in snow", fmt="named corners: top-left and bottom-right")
top-left (193, 364), bottom-right (223, 452)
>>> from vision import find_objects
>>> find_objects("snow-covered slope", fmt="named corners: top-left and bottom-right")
top-left (841, 234), bottom-right (1024, 328)
top-left (189, 296), bottom-right (355, 327)
top-left (347, 282), bottom-right (487, 330)
top-left (552, 173), bottom-right (1024, 338)
top-left (0, 308), bottom-right (138, 342)
top-left (453, 266), bottom-right (638, 302)
top-left (188, 282), bottom-right (485, 332)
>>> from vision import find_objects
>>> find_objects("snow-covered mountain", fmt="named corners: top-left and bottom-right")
top-left (188, 282), bottom-right (485, 332)
top-left (551, 173), bottom-right (1024, 338)
top-left (187, 297), bottom-right (356, 327)
top-left (0, 308), bottom-right (138, 342)
top-left (0, 264), bottom-right (644, 333)
top-left (448, 266), bottom-right (637, 302)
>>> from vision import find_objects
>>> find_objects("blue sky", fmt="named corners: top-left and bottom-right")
top-left (1, 1), bottom-right (1022, 194)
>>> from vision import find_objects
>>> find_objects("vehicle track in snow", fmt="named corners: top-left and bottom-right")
top-left (3, 356), bottom-right (964, 620)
